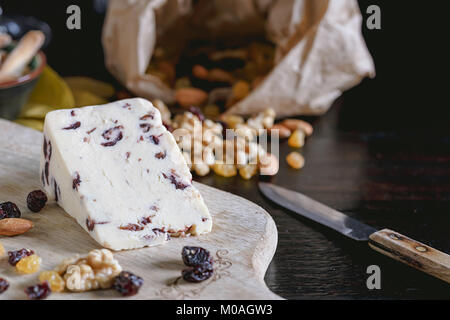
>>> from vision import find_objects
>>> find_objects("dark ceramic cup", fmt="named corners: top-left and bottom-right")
top-left (0, 50), bottom-right (46, 120)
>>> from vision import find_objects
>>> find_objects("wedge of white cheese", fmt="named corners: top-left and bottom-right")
top-left (40, 98), bottom-right (212, 250)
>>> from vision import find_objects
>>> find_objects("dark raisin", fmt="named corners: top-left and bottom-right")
top-left (188, 106), bottom-right (205, 122)
top-left (8, 248), bottom-right (34, 266)
top-left (25, 282), bottom-right (51, 300)
top-left (70, 110), bottom-right (76, 116)
top-left (113, 271), bottom-right (143, 296)
top-left (182, 246), bottom-right (213, 268)
top-left (0, 202), bottom-right (21, 219)
top-left (72, 172), bottom-right (81, 191)
top-left (63, 121), bottom-right (81, 130)
top-left (87, 127), bottom-right (97, 134)
top-left (182, 265), bottom-right (213, 283)
top-left (26, 190), bottom-right (48, 213)
top-left (162, 172), bottom-right (189, 190)
top-left (155, 151), bottom-right (166, 159)
top-left (0, 278), bottom-right (9, 294)
top-left (119, 223), bottom-right (144, 231)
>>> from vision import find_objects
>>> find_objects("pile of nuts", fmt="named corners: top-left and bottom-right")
top-left (154, 99), bottom-right (312, 179)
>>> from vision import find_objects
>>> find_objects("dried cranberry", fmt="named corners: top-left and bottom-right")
top-left (25, 282), bottom-right (51, 300)
top-left (140, 123), bottom-right (152, 133)
top-left (86, 217), bottom-right (108, 231)
top-left (101, 126), bottom-right (124, 147)
top-left (72, 172), bottom-right (81, 191)
top-left (26, 190), bottom-right (48, 213)
top-left (162, 172), bottom-right (189, 190)
top-left (140, 113), bottom-right (154, 120)
top-left (0, 202), bottom-right (21, 219)
top-left (63, 121), bottom-right (81, 130)
top-left (149, 135), bottom-right (161, 145)
top-left (113, 271), bottom-right (143, 296)
top-left (0, 278), bottom-right (9, 294)
top-left (119, 223), bottom-right (144, 231)
top-left (155, 151), bottom-right (166, 159)
top-left (8, 248), bottom-right (34, 266)
top-left (182, 265), bottom-right (213, 283)
top-left (87, 127), bottom-right (97, 134)
top-left (188, 106), bottom-right (205, 122)
top-left (182, 246), bottom-right (213, 269)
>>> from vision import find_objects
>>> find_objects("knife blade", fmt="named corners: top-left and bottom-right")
top-left (258, 182), bottom-right (450, 283)
top-left (258, 182), bottom-right (376, 241)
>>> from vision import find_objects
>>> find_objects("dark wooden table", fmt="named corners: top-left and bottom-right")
top-left (2, 0), bottom-right (449, 299)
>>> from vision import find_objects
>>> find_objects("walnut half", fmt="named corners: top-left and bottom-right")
top-left (55, 249), bottom-right (122, 292)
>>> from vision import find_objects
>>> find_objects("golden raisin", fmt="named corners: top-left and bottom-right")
top-left (220, 114), bottom-right (244, 129)
top-left (203, 105), bottom-right (220, 119)
top-left (288, 130), bottom-right (305, 148)
top-left (15, 254), bottom-right (41, 274)
top-left (232, 80), bottom-right (250, 100)
top-left (39, 271), bottom-right (65, 292)
top-left (212, 163), bottom-right (237, 177)
top-left (286, 152), bottom-right (305, 169)
top-left (0, 242), bottom-right (4, 257)
top-left (239, 165), bottom-right (258, 180)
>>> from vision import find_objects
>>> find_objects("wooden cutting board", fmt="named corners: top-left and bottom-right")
top-left (0, 119), bottom-right (280, 300)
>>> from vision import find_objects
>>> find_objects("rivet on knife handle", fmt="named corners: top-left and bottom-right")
top-left (368, 229), bottom-right (450, 283)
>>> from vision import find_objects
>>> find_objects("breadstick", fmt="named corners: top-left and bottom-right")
top-left (0, 30), bottom-right (45, 82)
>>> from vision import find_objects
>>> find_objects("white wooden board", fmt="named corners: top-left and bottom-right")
top-left (0, 119), bottom-right (280, 300)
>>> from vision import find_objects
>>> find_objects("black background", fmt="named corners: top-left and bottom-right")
top-left (1, 0), bottom-right (450, 299)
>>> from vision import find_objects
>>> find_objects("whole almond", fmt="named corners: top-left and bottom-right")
top-left (192, 65), bottom-right (209, 79)
top-left (0, 218), bottom-right (34, 236)
top-left (280, 119), bottom-right (313, 136)
top-left (175, 88), bottom-right (208, 108)
top-left (207, 68), bottom-right (235, 83)
top-left (268, 124), bottom-right (291, 139)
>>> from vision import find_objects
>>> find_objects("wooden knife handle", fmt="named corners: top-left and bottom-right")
top-left (369, 229), bottom-right (450, 283)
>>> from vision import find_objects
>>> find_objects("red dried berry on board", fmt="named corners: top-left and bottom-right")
top-left (8, 248), bottom-right (35, 266)
top-left (25, 282), bottom-right (51, 300)
top-left (0, 278), bottom-right (9, 294)
top-left (0, 202), bottom-right (21, 219)
top-left (113, 271), bottom-right (144, 296)
top-left (182, 246), bottom-right (213, 269)
top-left (27, 190), bottom-right (48, 212)
top-left (182, 265), bottom-right (213, 283)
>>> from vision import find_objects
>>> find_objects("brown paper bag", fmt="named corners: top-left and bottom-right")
top-left (102, 0), bottom-right (375, 118)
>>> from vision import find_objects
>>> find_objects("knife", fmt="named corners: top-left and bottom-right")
top-left (259, 182), bottom-right (450, 284)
